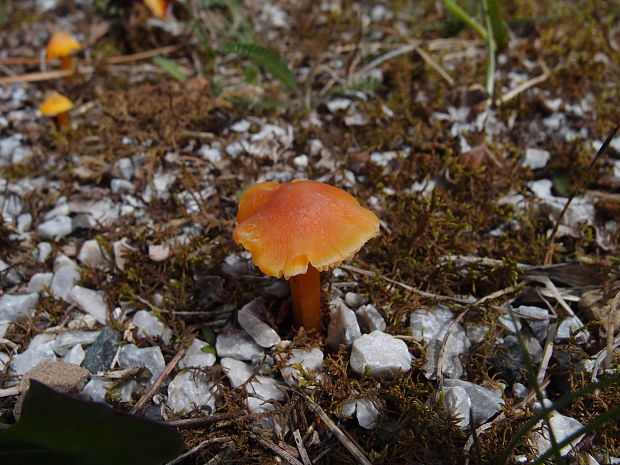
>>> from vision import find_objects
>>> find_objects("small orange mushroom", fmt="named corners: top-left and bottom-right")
top-left (143, 0), bottom-right (169, 19)
top-left (233, 180), bottom-right (380, 333)
top-left (39, 92), bottom-right (73, 128)
top-left (46, 31), bottom-right (81, 73)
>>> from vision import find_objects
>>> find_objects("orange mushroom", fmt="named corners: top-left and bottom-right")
top-left (46, 31), bottom-right (81, 72)
top-left (143, 0), bottom-right (169, 19)
top-left (233, 180), bottom-right (380, 333)
top-left (39, 92), bottom-right (73, 128)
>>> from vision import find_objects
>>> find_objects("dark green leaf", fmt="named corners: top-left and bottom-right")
top-left (220, 41), bottom-right (300, 94)
top-left (152, 56), bottom-right (186, 82)
top-left (0, 380), bottom-right (183, 465)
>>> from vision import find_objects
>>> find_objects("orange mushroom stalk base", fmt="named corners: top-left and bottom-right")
top-left (56, 112), bottom-right (70, 128)
top-left (289, 265), bottom-right (322, 333)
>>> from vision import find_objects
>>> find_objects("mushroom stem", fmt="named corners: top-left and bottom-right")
top-left (60, 55), bottom-right (73, 71)
top-left (56, 112), bottom-right (70, 128)
top-left (289, 264), bottom-right (322, 332)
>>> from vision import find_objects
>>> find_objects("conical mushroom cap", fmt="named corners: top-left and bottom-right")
top-left (233, 180), bottom-right (380, 279)
top-left (143, 0), bottom-right (169, 19)
top-left (39, 92), bottom-right (73, 115)
top-left (46, 31), bottom-right (80, 60)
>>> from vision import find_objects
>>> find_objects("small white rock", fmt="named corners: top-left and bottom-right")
top-left (118, 344), bottom-right (165, 385)
top-left (443, 386), bottom-right (471, 428)
top-left (327, 297), bottom-right (361, 349)
top-left (178, 339), bottom-right (216, 368)
top-left (133, 310), bottom-right (172, 344)
top-left (53, 330), bottom-right (100, 356)
top-left (78, 239), bottom-right (109, 270)
top-left (148, 244), bottom-right (170, 262)
top-left (350, 330), bottom-right (411, 378)
top-left (36, 242), bottom-right (53, 263)
top-left (355, 304), bottom-right (386, 333)
top-left (292, 154), bottom-right (308, 168)
top-left (167, 371), bottom-right (219, 414)
top-left (0, 293), bottom-right (39, 322)
top-left (10, 333), bottom-right (57, 374)
top-left (345, 292), bottom-right (367, 308)
top-left (530, 412), bottom-right (585, 457)
top-left (113, 238), bottom-right (134, 271)
top-left (68, 286), bottom-right (109, 324)
top-left (216, 329), bottom-right (264, 361)
top-left (51, 265), bottom-right (81, 301)
top-left (27, 272), bottom-right (53, 293)
top-left (280, 348), bottom-right (324, 386)
top-left (64, 344), bottom-right (86, 365)
top-left (237, 300), bottom-right (281, 348)
top-left (522, 148), bottom-right (551, 169)
top-left (37, 215), bottom-right (73, 240)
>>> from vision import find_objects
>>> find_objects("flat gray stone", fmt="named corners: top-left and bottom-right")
top-left (350, 330), bottom-right (411, 378)
top-left (0, 293), bottom-right (38, 322)
top-left (237, 299), bottom-right (280, 348)
top-left (81, 327), bottom-right (121, 373)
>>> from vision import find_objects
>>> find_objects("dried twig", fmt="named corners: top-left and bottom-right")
top-left (340, 264), bottom-right (474, 304)
top-left (544, 125), bottom-right (619, 265)
top-left (414, 44), bottom-right (455, 85)
top-left (248, 433), bottom-right (304, 465)
top-left (302, 394), bottom-right (372, 465)
top-left (498, 61), bottom-right (550, 104)
top-left (166, 410), bottom-right (248, 428)
top-left (0, 387), bottom-right (20, 398)
top-left (0, 69), bottom-right (73, 85)
top-left (293, 430), bottom-right (312, 465)
top-left (604, 289), bottom-right (620, 370)
top-left (130, 345), bottom-right (188, 415)
top-left (165, 436), bottom-right (233, 465)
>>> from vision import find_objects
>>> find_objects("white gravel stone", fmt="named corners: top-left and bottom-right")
top-left (118, 344), bottom-right (165, 385)
top-left (280, 348), bottom-right (324, 386)
top-left (0, 259), bottom-right (22, 284)
top-left (221, 357), bottom-right (284, 402)
top-left (443, 379), bottom-right (504, 425)
top-left (216, 329), bottom-right (264, 361)
top-left (133, 310), bottom-right (172, 344)
top-left (198, 145), bottom-right (222, 163)
top-left (51, 265), bottom-right (81, 301)
top-left (522, 148), bottom-right (551, 169)
top-left (167, 371), bottom-right (219, 414)
top-left (555, 316), bottom-right (589, 344)
top-left (327, 297), bottom-right (362, 349)
top-left (68, 286), bottom-right (109, 324)
top-left (410, 305), bottom-right (471, 380)
top-left (53, 330), bottom-right (100, 356)
top-left (292, 154), bottom-right (308, 168)
top-left (10, 333), bottom-right (57, 374)
top-left (27, 272), bottom-right (53, 293)
top-left (340, 398), bottom-right (380, 429)
top-left (443, 386), bottom-right (471, 428)
top-left (178, 339), bottom-right (216, 368)
top-left (17, 213), bottom-right (32, 232)
top-left (113, 157), bottom-right (134, 180)
top-left (37, 215), bottom-right (73, 240)
top-left (0, 293), bottom-right (39, 322)
top-left (113, 238), bottom-right (134, 271)
top-left (530, 412), bottom-right (585, 457)
top-left (350, 330), bottom-right (411, 378)
top-left (355, 304), bottom-right (386, 333)
top-left (64, 344), bottom-right (86, 365)
top-left (148, 244), bottom-right (170, 261)
top-left (78, 239), bottom-right (109, 270)
top-left (345, 292), bottom-right (368, 308)
top-left (246, 396), bottom-right (284, 434)
top-left (36, 242), bottom-right (52, 263)
top-left (110, 179), bottom-right (135, 194)
top-left (80, 378), bottom-right (134, 404)
top-left (237, 300), bottom-right (281, 348)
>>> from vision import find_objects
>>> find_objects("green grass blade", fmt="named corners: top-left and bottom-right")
top-left (502, 308), bottom-right (566, 465)
top-left (486, 0), bottom-right (509, 51)
top-left (529, 403), bottom-right (620, 465)
top-left (498, 371), bottom-right (620, 464)
top-left (221, 41), bottom-right (300, 95)
top-left (439, 0), bottom-right (488, 41)
top-left (152, 56), bottom-right (186, 82)
top-left (482, 0), bottom-right (496, 99)
top-left (0, 0), bottom-right (12, 28)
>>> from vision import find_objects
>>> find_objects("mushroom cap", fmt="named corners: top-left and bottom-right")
top-left (143, 0), bottom-right (169, 19)
top-left (39, 92), bottom-right (74, 115)
top-left (46, 31), bottom-right (80, 60)
top-left (233, 180), bottom-right (380, 279)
